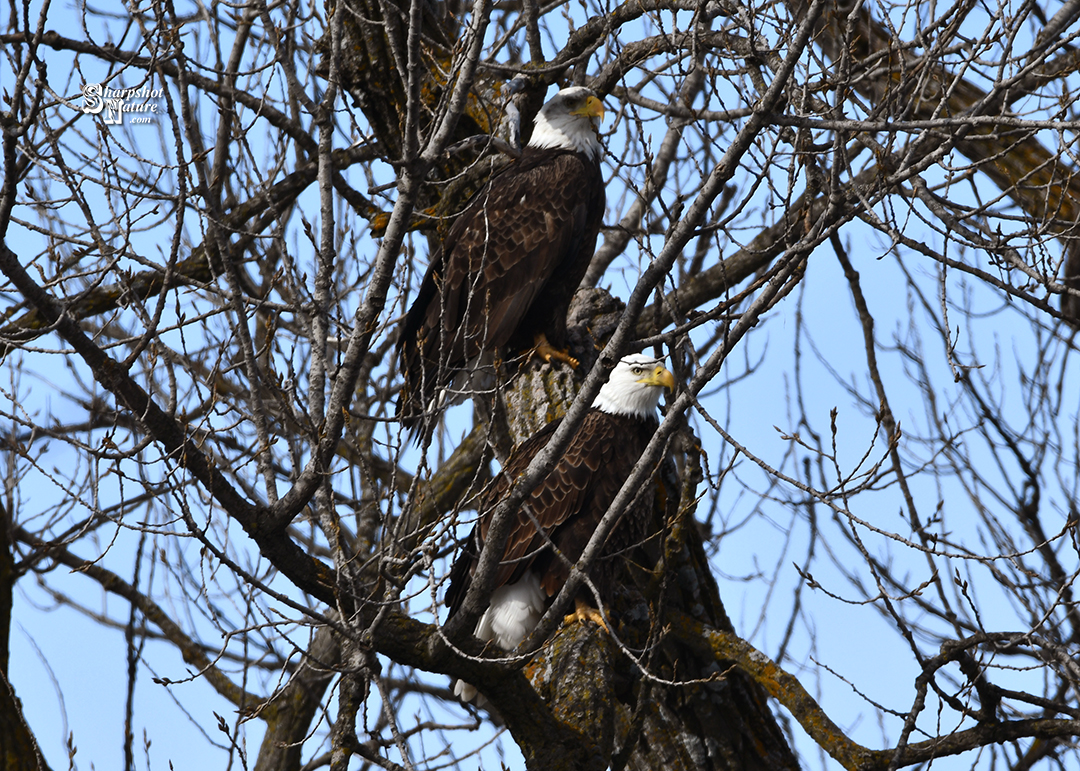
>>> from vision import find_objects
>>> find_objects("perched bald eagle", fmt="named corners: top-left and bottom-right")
top-left (397, 86), bottom-right (606, 427)
top-left (444, 353), bottom-right (675, 701)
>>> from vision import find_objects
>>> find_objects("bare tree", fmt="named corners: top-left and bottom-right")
top-left (1, 0), bottom-right (1078, 768)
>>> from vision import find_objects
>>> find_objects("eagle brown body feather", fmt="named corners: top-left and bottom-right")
top-left (397, 147), bottom-right (604, 427)
top-left (444, 408), bottom-right (658, 618)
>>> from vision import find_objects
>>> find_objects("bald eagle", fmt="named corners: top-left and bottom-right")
top-left (444, 353), bottom-right (675, 702)
top-left (397, 86), bottom-right (606, 427)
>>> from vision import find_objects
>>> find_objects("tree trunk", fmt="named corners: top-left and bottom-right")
top-left (0, 501), bottom-right (49, 771)
top-left (254, 625), bottom-right (341, 771)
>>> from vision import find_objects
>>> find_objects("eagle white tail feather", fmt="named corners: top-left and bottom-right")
top-left (454, 573), bottom-right (546, 703)
top-left (453, 679), bottom-right (479, 702)
top-left (476, 574), bottom-right (547, 650)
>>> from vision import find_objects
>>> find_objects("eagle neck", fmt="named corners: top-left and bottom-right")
top-left (591, 392), bottom-right (662, 421)
top-left (527, 113), bottom-right (601, 160)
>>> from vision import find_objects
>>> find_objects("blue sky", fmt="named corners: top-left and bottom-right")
top-left (5, 0), bottom-right (1080, 767)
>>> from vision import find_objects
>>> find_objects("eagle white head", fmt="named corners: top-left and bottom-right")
top-left (593, 353), bottom-right (675, 418)
top-left (528, 86), bottom-right (605, 160)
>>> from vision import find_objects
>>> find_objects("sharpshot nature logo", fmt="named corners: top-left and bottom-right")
top-left (80, 83), bottom-right (163, 125)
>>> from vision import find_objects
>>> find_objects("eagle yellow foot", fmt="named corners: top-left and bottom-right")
top-left (532, 333), bottom-right (579, 369)
top-left (563, 598), bottom-right (609, 633)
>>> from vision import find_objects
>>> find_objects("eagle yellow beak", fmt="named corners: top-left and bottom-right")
top-left (640, 365), bottom-right (675, 392)
top-left (573, 95), bottom-right (606, 122)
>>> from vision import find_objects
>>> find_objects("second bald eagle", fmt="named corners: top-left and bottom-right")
top-left (443, 353), bottom-right (676, 702)
top-left (397, 86), bottom-right (606, 427)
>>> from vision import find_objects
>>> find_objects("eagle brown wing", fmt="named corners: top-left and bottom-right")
top-left (480, 415), bottom-right (599, 594)
top-left (445, 410), bottom-right (653, 616)
top-left (398, 148), bottom-right (603, 426)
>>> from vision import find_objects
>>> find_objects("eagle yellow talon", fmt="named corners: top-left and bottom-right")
top-left (532, 333), bottom-right (579, 369)
top-left (564, 597), bottom-right (609, 633)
